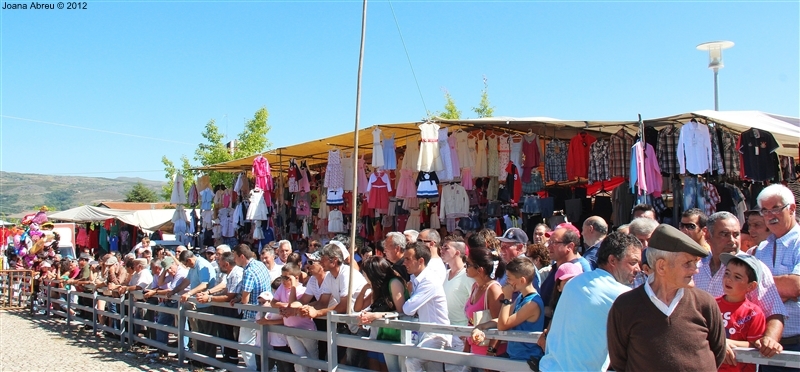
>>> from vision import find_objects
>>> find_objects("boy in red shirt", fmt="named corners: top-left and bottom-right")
top-left (717, 253), bottom-right (766, 372)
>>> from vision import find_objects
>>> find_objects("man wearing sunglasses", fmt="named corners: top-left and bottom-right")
top-left (752, 184), bottom-right (800, 370)
top-left (679, 208), bottom-right (710, 252)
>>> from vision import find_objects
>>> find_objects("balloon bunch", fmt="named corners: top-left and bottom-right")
top-left (6, 207), bottom-right (57, 268)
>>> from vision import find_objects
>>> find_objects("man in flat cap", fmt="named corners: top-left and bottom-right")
top-left (607, 224), bottom-right (726, 371)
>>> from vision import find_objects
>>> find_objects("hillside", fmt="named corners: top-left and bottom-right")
top-left (0, 171), bottom-right (166, 217)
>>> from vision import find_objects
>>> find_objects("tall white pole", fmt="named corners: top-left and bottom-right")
top-left (713, 68), bottom-right (720, 111)
top-left (347, 0), bottom-right (368, 316)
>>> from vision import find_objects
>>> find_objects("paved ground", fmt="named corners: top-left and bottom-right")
top-left (0, 309), bottom-right (191, 372)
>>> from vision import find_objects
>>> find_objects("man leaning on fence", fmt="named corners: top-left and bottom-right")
top-left (198, 251), bottom-right (243, 365)
top-left (231, 244), bottom-right (271, 371)
top-left (174, 250), bottom-right (217, 368)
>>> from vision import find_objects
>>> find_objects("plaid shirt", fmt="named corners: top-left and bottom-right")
top-left (609, 129), bottom-right (634, 178)
top-left (240, 259), bottom-right (271, 320)
top-left (588, 139), bottom-right (610, 184)
top-left (693, 254), bottom-right (786, 318)
top-left (656, 126), bottom-right (680, 175)
top-left (708, 125), bottom-right (725, 174)
top-left (703, 181), bottom-right (720, 216)
top-left (544, 140), bottom-right (568, 182)
top-left (720, 129), bottom-right (741, 178)
top-left (522, 170), bottom-right (545, 194)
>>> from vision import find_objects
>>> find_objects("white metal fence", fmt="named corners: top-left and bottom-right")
top-left (31, 281), bottom-right (800, 371)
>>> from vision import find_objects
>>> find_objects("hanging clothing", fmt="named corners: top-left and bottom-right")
top-left (498, 134), bottom-right (511, 180)
top-left (417, 122), bottom-right (444, 172)
top-left (707, 124), bottom-right (726, 175)
top-left (544, 140), bottom-right (568, 182)
top-left (327, 188), bottom-right (345, 206)
top-left (188, 183), bottom-right (199, 205)
top-left (455, 130), bottom-right (473, 169)
top-left (357, 156), bottom-right (369, 194)
top-left (383, 134), bottom-right (397, 170)
top-left (720, 129), bottom-right (741, 178)
top-left (171, 174), bottom-right (187, 204)
top-left (288, 159), bottom-right (300, 193)
top-left (677, 120), bottom-right (713, 175)
top-left (439, 184), bottom-right (470, 219)
top-left (521, 133), bottom-right (540, 181)
top-left (436, 127), bottom-right (454, 182)
top-left (630, 142), bottom-right (662, 196)
top-left (656, 126), bottom-right (681, 175)
top-left (396, 169), bottom-right (417, 199)
top-left (324, 149), bottom-right (344, 189)
top-left (510, 135), bottom-right (523, 170)
top-left (505, 162), bottom-right (522, 204)
top-left (609, 129), bottom-right (635, 178)
top-left (402, 136), bottom-right (420, 171)
top-left (448, 133), bottom-right (461, 174)
top-left (328, 210), bottom-right (344, 233)
top-left (416, 172), bottom-right (440, 199)
top-left (372, 127), bottom-right (385, 169)
top-left (367, 171), bottom-right (392, 210)
top-left (566, 132), bottom-right (597, 180)
top-left (200, 188), bottom-right (214, 211)
top-left (246, 189), bottom-right (269, 220)
top-left (588, 140), bottom-right (611, 184)
top-left (406, 210), bottom-right (421, 231)
top-left (474, 133), bottom-right (488, 178)
top-left (252, 155), bottom-right (272, 191)
top-left (298, 161), bottom-right (311, 192)
top-left (738, 128), bottom-right (780, 181)
top-left (341, 152), bottom-right (355, 191)
top-left (487, 135), bottom-right (500, 178)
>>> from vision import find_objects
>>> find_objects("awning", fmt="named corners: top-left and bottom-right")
top-left (49, 205), bottom-right (134, 222)
top-left (117, 209), bottom-right (190, 233)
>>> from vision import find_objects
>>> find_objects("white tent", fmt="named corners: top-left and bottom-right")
top-left (49, 205), bottom-right (134, 222)
top-left (49, 205), bottom-right (188, 233)
top-left (117, 209), bottom-right (191, 233)
top-left (0, 220), bottom-right (14, 227)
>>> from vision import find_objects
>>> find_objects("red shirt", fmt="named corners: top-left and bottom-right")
top-left (716, 296), bottom-right (765, 372)
top-left (566, 132), bottom-right (596, 180)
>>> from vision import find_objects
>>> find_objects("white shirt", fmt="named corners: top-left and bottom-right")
top-left (128, 269), bottom-right (154, 290)
top-left (305, 275), bottom-right (324, 301)
top-left (677, 120), bottom-right (713, 175)
top-left (427, 257), bottom-right (447, 285)
top-left (643, 275), bottom-right (684, 316)
top-left (225, 265), bottom-right (244, 295)
top-left (321, 265), bottom-right (367, 314)
top-left (268, 264), bottom-right (283, 291)
top-left (403, 265), bottom-right (450, 325)
top-left (443, 268), bottom-right (474, 326)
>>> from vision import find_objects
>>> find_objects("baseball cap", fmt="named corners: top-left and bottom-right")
top-left (498, 228), bottom-right (529, 244)
top-left (160, 256), bottom-right (176, 269)
top-left (40, 261), bottom-right (52, 268)
top-left (555, 262), bottom-right (583, 281)
top-left (104, 256), bottom-right (119, 266)
top-left (305, 251), bottom-right (322, 262)
top-left (205, 246), bottom-right (216, 254)
top-left (720, 253), bottom-right (762, 284)
top-left (330, 240), bottom-right (350, 261)
top-left (78, 253), bottom-right (92, 261)
top-left (546, 223), bottom-right (581, 238)
top-left (258, 291), bottom-right (273, 301)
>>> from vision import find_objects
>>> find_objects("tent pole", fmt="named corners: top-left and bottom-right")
top-left (347, 0), bottom-right (368, 316)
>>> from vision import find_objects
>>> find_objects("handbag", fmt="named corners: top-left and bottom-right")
top-left (472, 281), bottom-right (499, 347)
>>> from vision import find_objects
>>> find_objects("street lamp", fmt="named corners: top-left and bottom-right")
top-left (696, 41), bottom-right (734, 111)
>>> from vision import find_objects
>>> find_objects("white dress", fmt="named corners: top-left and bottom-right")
top-left (436, 127), bottom-right (454, 182)
top-left (416, 122), bottom-right (444, 172)
top-left (402, 136), bottom-right (420, 171)
top-left (342, 152), bottom-right (355, 191)
top-left (170, 174), bottom-right (187, 204)
top-left (328, 209), bottom-right (344, 233)
top-left (372, 128), bottom-right (385, 168)
top-left (246, 188), bottom-right (269, 220)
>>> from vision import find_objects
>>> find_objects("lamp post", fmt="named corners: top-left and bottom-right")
top-left (696, 41), bottom-right (734, 111)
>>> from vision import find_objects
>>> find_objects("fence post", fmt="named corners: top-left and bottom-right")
top-left (45, 282), bottom-right (51, 317)
top-left (92, 291), bottom-right (98, 337)
top-left (177, 300), bottom-right (185, 365)
top-left (66, 287), bottom-right (72, 331)
top-left (260, 322), bottom-right (269, 372)
top-left (119, 294), bottom-right (127, 347)
top-left (128, 294), bottom-right (135, 348)
top-left (327, 312), bottom-right (338, 372)
top-left (400, 328), bottom-right (413, 372)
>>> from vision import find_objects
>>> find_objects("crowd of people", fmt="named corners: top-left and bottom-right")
top-left (23, 183), bottom-right (800, 372)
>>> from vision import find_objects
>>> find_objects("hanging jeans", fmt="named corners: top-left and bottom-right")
top-left (682, 176), bottom-right (706, 212)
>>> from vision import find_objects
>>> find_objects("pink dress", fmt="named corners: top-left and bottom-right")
top-left (357, 156), bottom-right (369, 194)
top-left (252, 155), bottom-right (272, 192)
top-left (395, 169), bottom-right (416, 198)
top-left (448, 134), bottom-right (461, 172)
top-left (298, 161), bottom-right (311, 193)
top-left (464, 281), bottom-right (506, 356)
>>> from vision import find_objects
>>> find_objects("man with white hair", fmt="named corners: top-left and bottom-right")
top-left (404, 229), bottom-right (419, 244)
top-left (753, 184), bottom-right (800, 369)
top-left (275, 239), bottom-right (292, 265)
top-left (384, 232), bottom-right (410, 282)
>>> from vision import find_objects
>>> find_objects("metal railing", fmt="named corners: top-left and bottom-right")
top-left (29, 282), bottom-right (800, 371)
top-left (0, 270), bottom-right (34, 310)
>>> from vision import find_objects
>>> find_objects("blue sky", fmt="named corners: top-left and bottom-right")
top-left (1, 1), bottom-right (798, 183)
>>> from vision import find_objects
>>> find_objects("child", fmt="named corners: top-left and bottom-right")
top-left (255, 291), bottom-right (294, 372)
top-left (716, 253), bottom-right (766, 372)
top-left (272, 263), bottom-right (318, 372)
top-left (471, 257), bottom-right (544, 361)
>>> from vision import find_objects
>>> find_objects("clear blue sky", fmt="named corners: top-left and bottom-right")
top-left (2, 1), bottom-right (798, 182)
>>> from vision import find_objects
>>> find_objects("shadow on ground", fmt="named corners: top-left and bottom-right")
top-left (5, 310), bottom-right (191, 372)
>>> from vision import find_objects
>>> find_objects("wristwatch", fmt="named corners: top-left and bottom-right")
top-left (487, 346), bottom-right (497, 354)
top-left (500, 299), bottom-right (513, 305)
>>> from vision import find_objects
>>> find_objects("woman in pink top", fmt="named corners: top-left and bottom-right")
top-left (465, 246), bottom-right (507, 357)
top-left (272, 263), bottom-right (318, 372)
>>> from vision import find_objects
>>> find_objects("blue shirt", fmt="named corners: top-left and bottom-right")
top-left (240, 259), bottom-right (271, 320)
top-left (583, 243), bottom-right (601, 270)
top-left (506, 292), bottom-right (545, 360)
top-left (753, 224), bottom-right (800, 338)
top-left (188, 256), bottom-right (217, 308)
top-left (538, 269), bottom-right (631, 372)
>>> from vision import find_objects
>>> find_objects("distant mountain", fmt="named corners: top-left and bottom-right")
top-left (0, 171), bottom-right (166, 217)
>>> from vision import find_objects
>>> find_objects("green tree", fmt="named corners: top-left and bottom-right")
top-left (472, 76), bottom-right (495, 118)
top-left (125, 182), bottom-right (159, 203)
top-left (44, 190), bottom-right (73, 211)
top-left (435, 89), bottom-right (461, 120)
top-left (162, 107), bottom-right (272, 199)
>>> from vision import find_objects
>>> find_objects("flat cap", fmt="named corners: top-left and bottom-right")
top-left (160, 256), bottom-right (176, 269)
top-left (648, 224), bottom-right (709, 258)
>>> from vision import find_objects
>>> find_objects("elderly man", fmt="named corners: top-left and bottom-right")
top-left (680, 208), bottom-right (710, 251)
top-left (752, 184), bottom-right (800, 368)
top-left (539, 232), bottom-right (642, 372)
top-left (607, 224), bottom-right (726, 371)
top-left (497, 227), bottom-right (539, 290)
top-left (197, 251), bottom-right (243, 365)
top-left (231, 244), bottom-right (271, 371)
top-left (146, 257), bottom-right (189, 351)
top-left (404, 229), bottom-right (419, 244)
top-left (402, 241), bottom-right (452, 372)
top-left (260, 245), bottom-right (283, 285)
top-left (692, 211), bottom-right (785, 360)
top-left (540, 224), bottom-right (591, 309)
top-left (174, 250), bottom-right (218, 367)
top-left (418, 228), bottom-right (447, 284)
top-left (581, 216), bottom-right (608, 269)
top-left (275, 239), bottom-right (293, 265)
top-left (384, 232), bottom-right (411, 282)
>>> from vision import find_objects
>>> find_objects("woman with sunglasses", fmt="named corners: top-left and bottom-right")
top-left (465, 246), bottom-right (507, 358)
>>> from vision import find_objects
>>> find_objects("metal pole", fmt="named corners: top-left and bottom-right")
top-left (347, 0), bottom-right (368, 316)
top-left (713, 68), bottom-right (720, 111)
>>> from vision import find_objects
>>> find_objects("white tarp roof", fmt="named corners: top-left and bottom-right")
top-left (117, 209), bottom-right (190, 233)
top-left (49, 205), bottom-right (134, 222)
top-left (0, 220), bottom-right (14, 227)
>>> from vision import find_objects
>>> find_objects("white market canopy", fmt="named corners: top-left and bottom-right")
top-left (48, 205), bottom-right (133, 222)
top-left (49, 205), bottom-right (188, 233)
top-left (196, 110), bottom-right (798, 173)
